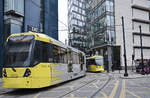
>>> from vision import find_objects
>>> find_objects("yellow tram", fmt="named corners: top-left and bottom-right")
top-left (2, 32), bottom-right (86, 88)
top-left (86, 56), bottom-right (104, 72)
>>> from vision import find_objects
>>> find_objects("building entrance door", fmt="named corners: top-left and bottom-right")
top-left (112, 46), bottom-right (121, 70)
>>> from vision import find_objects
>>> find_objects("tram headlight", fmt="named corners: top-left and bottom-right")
top-left (23, 69), bottom-right (31, 77)
top-left (3, 69), bottom-right (7, 77)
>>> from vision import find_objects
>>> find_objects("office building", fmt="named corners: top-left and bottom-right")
top-left (0, 0), bottom-right (58, 76)
top-left (68, 0), bottom-right (87, 52)
top-left (86, 0), bottom-right (150, 70)
top-left (4, 0), bottom-right (58, 40)
top-left (0, 0), bottom-right (4, 74)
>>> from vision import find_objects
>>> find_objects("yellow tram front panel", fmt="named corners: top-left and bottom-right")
top-left (90, 65), bottom-right (104, 72)
top-left (3, 63), bottom-right (51, 88)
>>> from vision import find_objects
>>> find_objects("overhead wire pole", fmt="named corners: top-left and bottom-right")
top-left (139, 25), bottom-right (145, 75)
top-left (121, 16), bottom-right (128, 77)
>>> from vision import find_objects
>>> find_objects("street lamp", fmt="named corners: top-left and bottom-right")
top-left (121, 16), bottom-right (128, 77)
top-left (139, 25), bottom-right (145, 75)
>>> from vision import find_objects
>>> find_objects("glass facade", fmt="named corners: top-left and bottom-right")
top-left (11, 23), bottom-right (22, 34)
top-left (148, 0), bottom-right (150, 8)
top-left (44, 0), bottom-right (58, 40)
top-left (68, 0), bottom-right (86, 33)
top-left (4, 0), bottom-right (58, 40)
top-left (0, 0), bottom-right (4, 76)
top-left (4, 0), bottom-right (24, 16)
top-left (24, 0), bottom-right (41, 33)
top-left (85, 0), bottom-right (115, 48)
top-left (4, 0), bottom-right (24, 38)
top-left (68, 0), bottom-right (86, 52)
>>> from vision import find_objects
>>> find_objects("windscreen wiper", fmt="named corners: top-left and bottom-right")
top-left (11, 67), bottom-right (16, 72)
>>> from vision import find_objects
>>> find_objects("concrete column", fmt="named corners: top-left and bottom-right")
top-left (107, 46), bottom-right (112, 71)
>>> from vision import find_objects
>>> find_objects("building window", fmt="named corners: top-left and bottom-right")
top-left (132, 8), bottom-right (133, 17)
top-left (148, 0), bottom-right (150, 8)
top-left (11, 24), bottom-right (22, 34)
top-left (5, 19), bottom-right (22, 35)
top-left (149, 12), bottom-right (150, 31)
top-left (132, 21), bottom-right (134, 30)
top-left (106, 15), bottom-right (114, 27)
top-left (4, 0), bottom-right (24, 16)
top-left (131, 0), bottom-right (134, 4)
top-left (106, 0), bottom-right (114, 12)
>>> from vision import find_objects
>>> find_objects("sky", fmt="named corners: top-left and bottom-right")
top-left (58, 0), bottom-right (68, 44)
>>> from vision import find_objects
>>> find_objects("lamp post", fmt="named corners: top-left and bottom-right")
top-left (121, 16), bottom-right (128, 77)
top-left (139, 25), bottom-right (145, 75)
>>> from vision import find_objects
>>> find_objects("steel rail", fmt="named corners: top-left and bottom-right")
top-left (58, 73), bottom-right (110, 98)
top-left (90, 74), bottom-right (112, 98)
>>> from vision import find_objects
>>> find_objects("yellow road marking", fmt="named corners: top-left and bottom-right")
top-left (64, 94), bottom-right (87, 98)
top-left (119, 80), bottom-right (126, 98)
top-left (101, 91), bottom-right (108, 98)
top-left (71, 94), bottom-right (75, 97)
top-left (70, 86), bottom-right (74, 90)
top-left (92, 83), bottom-right (99, 88)
top-left (126, 90), bottom-right (141, 98)
top-left (33, 93), bottom-right (41, 98)
top-left (109, 80), bottom-right (119, 98)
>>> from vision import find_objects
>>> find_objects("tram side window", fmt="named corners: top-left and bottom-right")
top-left (82, 56), bottom-right (85, 64)
top-left (33, 41), bottom-right (52, 64)
top-left (41, 42), bottom-right (50, 62)
top-left (53, 45), bottom-right (67, 63)
top-left (53, 45), bottom-right (59, 63)
top-left (33, 41), bottom-right (42, 64)
top-left (87, 59), bottom-right (95, 65)
top-left (79, 54), bottom-right (84, 64)
top-left (72, 52), bottom-right (79, 64)
top-left (59, 48), bottom-right (67, 63)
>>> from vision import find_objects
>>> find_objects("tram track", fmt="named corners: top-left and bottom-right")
top-left (58, 79), bottom-right (97, 98)
top-left (58, 73), bottom-right (111, 98)
top-left (90, 74), bottom-right (112, 98)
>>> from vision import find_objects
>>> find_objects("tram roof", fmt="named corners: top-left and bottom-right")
top-left (7, 32), bottom-right (84, 54)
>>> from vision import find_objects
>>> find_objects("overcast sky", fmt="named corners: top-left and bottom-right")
top-left (58, 0), bottom-right (68, 44)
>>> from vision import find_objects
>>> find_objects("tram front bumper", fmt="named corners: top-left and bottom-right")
top-left (96, 66), bottom-right (104, 71)
top-left (2, 78), bottom-right (32, 88)
top-left (2, 77), bottom-right (51, 88)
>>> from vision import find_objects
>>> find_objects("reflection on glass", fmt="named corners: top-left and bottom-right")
top-left (95, 58), bottom-right (104, 66)
top-left (4, 36), bottom-right (34, 67)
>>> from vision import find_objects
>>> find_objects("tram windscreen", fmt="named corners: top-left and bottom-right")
top-left (4, 35), bottom-right (34, 67)
top-left (95, 58), bottom-right (103, 66)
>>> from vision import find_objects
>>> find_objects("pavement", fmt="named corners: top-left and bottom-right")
top-left (109, 70), bottom-right (150, 79)
top-left (0, 70), bottom-right (150, 98)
